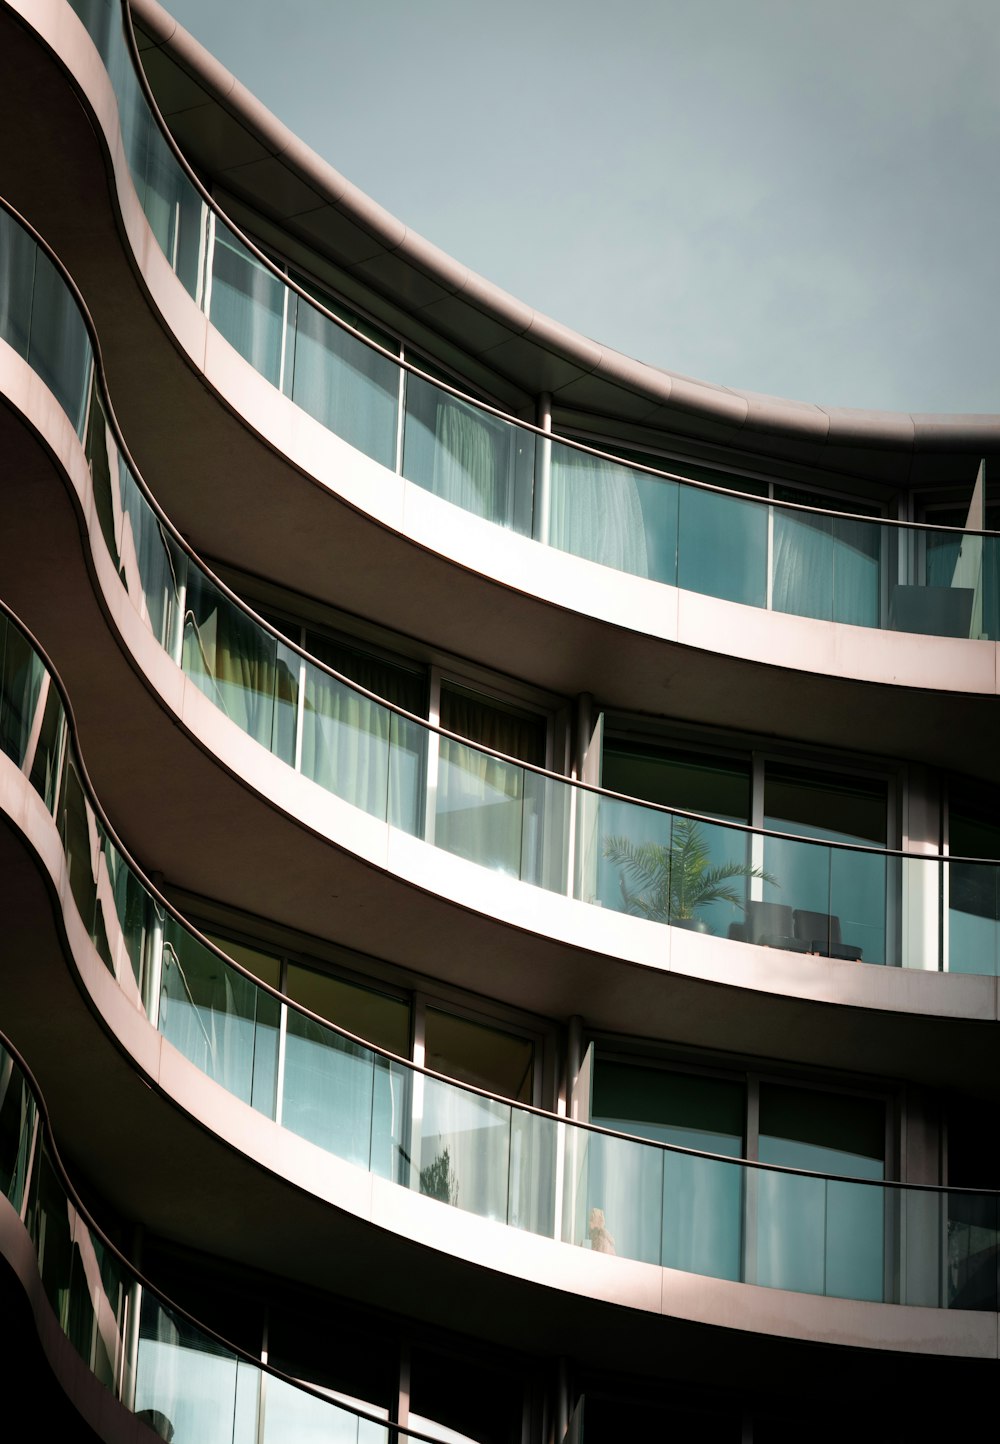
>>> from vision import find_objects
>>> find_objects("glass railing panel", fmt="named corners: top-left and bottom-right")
top-left (182, 569), bottom-right (296, 764)
top-left (0, 203), bottom-right (37, 359)
top-left (372, 1054), bottom-right (409, 1185)
top-left (26, 246), bottom-right (92, 438)
top-left (85, 387), bottom-right (122, 567)
top-left (58, 755), bottom-right (106, 964)
top-left (0, 613), bottom-right (48, 769)
top-left (94, 822), bottom-right (149, 990)
top-left (434, 736), bottom-right (526, 877)
top-left (136, 1292), bottom-right (250, 1444)
top-left (760, 836), bottom-right (890, 966)
top-left (598, 800), bottom-right (753, 938)
top-left (416, 1074), bottom-right (511, 1222)
top-left (262, 1373), bottom-right (390, 1444)
top-left (68, 0), bottom-right (119, 63)
top-left (76, 1225), bottom-right (129, 1392)
top-left (301, 659), bottom-right (392, 818)
top-left (889, 526), bottom-right (998, 642)
top-left (948, 859), bottom-right (1000, 976)
top-left (26, 676), bottom-right (66, 815)
top-left (771, 504), bottom-right (881, 627)
top-left (281, 1011), bottom-right (378, 1168)
top-left (387, 709), bottom-right (427, 836)
top-left (403, 372), bottom-right (534, 532)
top-left (945, 1189), bottom-right (999, 1310)
top-left (984, 534), bottom-right (1000, 641)
top-left (521, 767), bottom-right (571, 894)
top-left (285, 288), bottom-right (398, 470)
top-left (159, 918), bottom-right (280, 1111)
top-left (678, 484), bottom-right (768, 608)
top-left (118, 466), bottom-right (182, 652)
top-left (29, 1141), bottom-right (75, 1326)
top-left (209, 219), bottom-right (285, 388)
top-left (0, 1047), bottom-right (35, 1211)
top-left (546, 440), bottom-right (660, 580)
top-left (562, 1126), bottom-right (663, 1266)
top-left (661, 1149), bottom-right (743, 1281)
top-left (143, 122), bottom-right (207, 296)
top-left (508, 1107), bottom-right (557, 1237)
top-left (754, 1168), bottom-right (885, 1301)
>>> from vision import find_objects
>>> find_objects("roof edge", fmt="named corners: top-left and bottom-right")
top-left (131, 0), bottom-right (1000, 456)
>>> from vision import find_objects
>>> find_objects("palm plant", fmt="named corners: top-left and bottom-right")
top-left (603, 816), bottom-right (775, 927)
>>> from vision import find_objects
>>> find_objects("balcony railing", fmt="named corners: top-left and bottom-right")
top-left (0, 1028), bottom-right (460, 1443)
top-left (46, 0), bottom-right (1000, 642)
top-left (1, 601), bottom-right (998, 1312)
top-left (0, 196), bottom-right (998, 976)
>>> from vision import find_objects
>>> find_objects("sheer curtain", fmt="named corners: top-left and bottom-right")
top-left (182, 583), bottom-right (295, 758)
top-left (548, 446), bottom-right (648, 577)
top-left (772, 506), bottom-right (879, 626)
top-left (300, 637), bottom-right (426, 826)
top-left (431, 393), bottom-right (508, 521)
top-left (436, 688), bottom-right (545, 876)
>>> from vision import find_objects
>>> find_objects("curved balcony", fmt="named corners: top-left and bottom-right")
top-left (1, 0), bottom-right (999, 723)
top-left (1, 196), bottom-right (999, 1054)
top-left (0, 599), bottom-right (998, 1351)
top-left (0, 1028), bottom-right (487, 1444)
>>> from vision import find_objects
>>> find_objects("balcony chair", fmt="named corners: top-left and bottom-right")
top-left (792, 909), bottom-right (863, 962)
top-left (727, 900), bottom-right (810, 952)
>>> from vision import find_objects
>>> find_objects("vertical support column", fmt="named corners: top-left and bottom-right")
top-left (394, 353), bottom-right (407, 478)
top-left (396, 1342), bottom-right (411, 1439)
top-left (534, 392), bottom-right (553, 545)
top-left (168, 550), bottom-right (188, 668)
top-left (120, 1223), bottom-right (145, 1412)
top-left (142, 872), bottom-right (165, 1028)
top-left (901, 766), bottom-right (941, 971)
top-left (565, 1015), bottom-right (584, 1120)
top-left (898, 1088), bottom-right (945, 1307)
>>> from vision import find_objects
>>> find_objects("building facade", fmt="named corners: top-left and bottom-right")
top-left (0, 0), bottom-right (998, 1438)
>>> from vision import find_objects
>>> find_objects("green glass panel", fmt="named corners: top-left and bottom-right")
top-left (418, 1074), bottom-right (510, 1222)
top-left (592, 1063), bottom-right (744, 1280)
top-left (678, 484), bottom-right (767, 606)
top-left (27, 248), bottom-right (92, 437)
top-left (0, 205), bottom-right (36, 358)
top-left (403, 371), bottom-right (534, 531)
top-left (209, 222), bottom-right (284, 387)
top-left (159, 920), bottom-right (279, 1111)
top-left (285, 287), bottom-right (398, 469)
top-left (757, 1084), bottom-right (884, 1300)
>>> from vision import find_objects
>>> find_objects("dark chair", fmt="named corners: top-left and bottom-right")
top-left (728, 900), bottom-right (810, 952)
top-left (792, 909), bottom-right (863, 962)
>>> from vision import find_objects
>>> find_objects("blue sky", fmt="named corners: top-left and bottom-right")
top-left (160, 0), bottom-right (1000, 415)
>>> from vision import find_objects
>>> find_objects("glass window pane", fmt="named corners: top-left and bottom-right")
top-left (757, 1083), bottom-right (884, 1300)
top-left (286, 965), bottom-right (409, 1057)
top-left (592, 1062), bottom-right (744, 1279)
top-left (424, 1008), bottom-right (533, 1103)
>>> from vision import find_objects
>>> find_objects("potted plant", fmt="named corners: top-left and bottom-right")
top-left (603, 816), bottom-right (774, 932)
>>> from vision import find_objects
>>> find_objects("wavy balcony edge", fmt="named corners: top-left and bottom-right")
top-left (0, 598), bottom-right (998, 1351)
top-left (1, 196), bottom-right (999, 1027)
top-left (0, 1026), bottom-right (483, 1444)
top-left (2, 0), bottom-right (999, 698)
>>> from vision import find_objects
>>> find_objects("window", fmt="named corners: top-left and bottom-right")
top-left (599, 730), bottom-right (893, 961)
